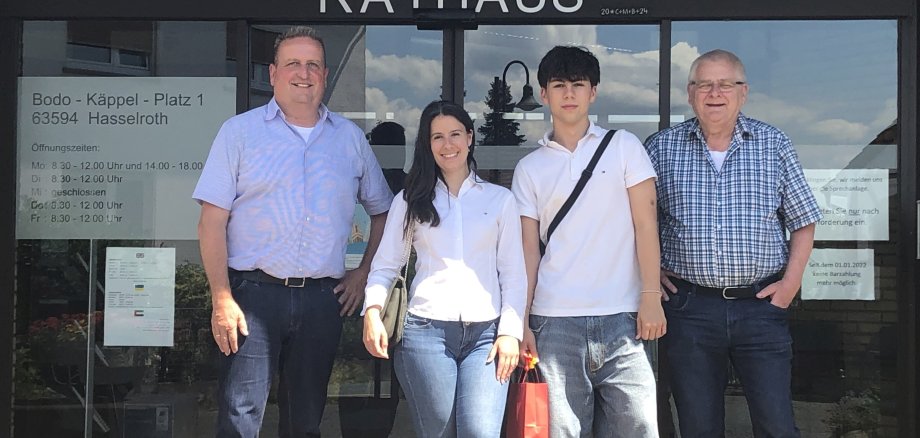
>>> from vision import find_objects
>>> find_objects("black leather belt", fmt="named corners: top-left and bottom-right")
top-left (229, 269), bottom-right (318, 288)
top-left (670, 273), bottom-right (782, 300)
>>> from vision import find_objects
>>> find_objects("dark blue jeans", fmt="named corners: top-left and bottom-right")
top-left (216, 273), bottom-right (342, 438)
top-left (662, 280), bottom-right (800, 438)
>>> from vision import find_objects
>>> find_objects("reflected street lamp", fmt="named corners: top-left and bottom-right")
top-left (501, 60), bottom-right (542, 112)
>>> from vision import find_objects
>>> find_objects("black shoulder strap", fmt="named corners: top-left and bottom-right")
top-left (541, 129), bottom-right (617, 255)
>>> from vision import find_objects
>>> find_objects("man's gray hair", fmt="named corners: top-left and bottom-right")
top-left (273, 26), bottom-right (326, 65)
top-left (688, 49), bottom-right (746, 83)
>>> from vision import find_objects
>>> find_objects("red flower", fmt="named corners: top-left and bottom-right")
top-left (26, 312), bottom-right (105, 342)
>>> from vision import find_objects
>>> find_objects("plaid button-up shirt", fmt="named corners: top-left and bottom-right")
top-left (645, 114), bottom-right (822, 288)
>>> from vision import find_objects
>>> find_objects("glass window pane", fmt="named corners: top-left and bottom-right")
top-left (16, 20), bottom-right (237, 437)
top-left (669, 20), bottom-right (898, 437)
top-left (117, 49), bottom-right (148, 68)
top-left (670, 21), bottom-right (897, 169)
top-left (66, 43), bottom-right (111, 64)
top-left (465, 25), bottom-right (660, 187)
top-left (247, 24), bottom-right (442, 436)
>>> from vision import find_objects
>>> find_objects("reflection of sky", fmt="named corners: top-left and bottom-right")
top-left (362, 26), bottom-right (444, 148)
top-left (359, 21), bottom-right (897, 170)
top-left (671, 21), bottom-right (897, 169)
top-left (463, 25), bottom-right (661, 142)
top-left (366, 27), bottom-right (442, 59)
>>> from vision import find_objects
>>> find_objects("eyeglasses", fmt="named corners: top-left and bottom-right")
top-left (690, 80), bottom-right (746, 93)
top-left (281, 60), bottom-right (325, 73)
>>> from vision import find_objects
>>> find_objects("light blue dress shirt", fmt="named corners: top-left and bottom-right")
top-left (193, 98), bottom-right (393, 279)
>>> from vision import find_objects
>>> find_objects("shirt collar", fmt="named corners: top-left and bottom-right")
top-left (435, 171), bottom-right (483, 196)
top-left (538, 122), bottom-right (606, 153)
top-left (264, 98), bottom-right (334, 126)
top-left (687, 113), bottom-right (753, 142)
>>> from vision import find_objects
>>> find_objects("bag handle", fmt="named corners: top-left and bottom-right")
top-left (541, 129), bottom-right (617, 255)
top-left (381, 221), bottom-right (414, 400)
top-left (517, 363), bottom-right (545, 384)
top-left (397, 221), bottom-right (415, 279)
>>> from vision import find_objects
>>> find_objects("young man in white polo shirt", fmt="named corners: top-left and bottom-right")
top-left (511, 45), bottom-right (666, 437)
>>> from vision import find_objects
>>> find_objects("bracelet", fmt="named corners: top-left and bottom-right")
top-left (640, 289), bottom-right (662, 295)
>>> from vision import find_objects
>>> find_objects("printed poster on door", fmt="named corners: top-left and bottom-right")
top-left (104, 247), bottom-right (176, 346)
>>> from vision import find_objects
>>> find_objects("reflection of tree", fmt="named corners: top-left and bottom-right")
top-left (160, 262), bottom-right (215, 385)
top-left (477, 77), bottom-right (526, 188)
top-left (477, 77), bottom-right (526, 147)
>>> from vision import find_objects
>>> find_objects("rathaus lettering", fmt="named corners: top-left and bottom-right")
top-left (319, 0), bottom-right (584, 14)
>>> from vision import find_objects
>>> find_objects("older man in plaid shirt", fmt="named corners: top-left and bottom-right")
top-left (645, 49), bottom-right (821, 438)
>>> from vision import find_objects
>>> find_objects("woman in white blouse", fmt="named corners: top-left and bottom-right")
top-left (363, 100), bottom-right (527, 437)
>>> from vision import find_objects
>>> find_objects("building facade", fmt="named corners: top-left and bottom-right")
top-left (1, 0), bottom-right (918, 436)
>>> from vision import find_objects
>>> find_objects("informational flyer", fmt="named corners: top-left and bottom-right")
top-left (802, 248), bottom-right (875, 300)
top-left (104, 247), bottom-right (176, 346)
top-left (805, 169), bottom-right (889, 241)
top-left (16, 77), bottom-right (235, 239)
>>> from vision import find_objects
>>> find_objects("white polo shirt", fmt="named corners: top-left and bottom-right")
top-left (511, 124), bottom-right (656, 317)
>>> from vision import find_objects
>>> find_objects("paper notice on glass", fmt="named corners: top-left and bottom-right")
top-left (802, 248), bottom-right (875, 300)
top-left (805, 169), bottom-right (889, 241)
top-left (104, 247), bottom-right (176, 346)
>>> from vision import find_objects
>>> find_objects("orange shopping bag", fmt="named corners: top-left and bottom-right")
top-left (504, 360), bottom-right (549, 438)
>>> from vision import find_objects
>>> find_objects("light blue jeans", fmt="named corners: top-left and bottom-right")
top-left (530, 313), bottom-right (658, 438)
top-left (394, 313), bottom-right (508, 438)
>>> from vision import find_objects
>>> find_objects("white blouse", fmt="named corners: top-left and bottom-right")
top-left (364, 174), bottom-right (527, 340)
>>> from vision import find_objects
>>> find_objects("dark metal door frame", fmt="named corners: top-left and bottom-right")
top-left (0, 4), bottom-right (917, 435)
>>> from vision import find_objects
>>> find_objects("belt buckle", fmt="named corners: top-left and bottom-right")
top-left (721, 286), bottom-right (741, 300)
top-left (284, 277), bottom-right (307, 288)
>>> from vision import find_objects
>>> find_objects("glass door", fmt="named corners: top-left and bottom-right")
top-left (669, 20), bottom-right (899, 437)
top-left (15, 20), bottom-right (239, 438)
top-left (247, 24), bottom-right (443, 438)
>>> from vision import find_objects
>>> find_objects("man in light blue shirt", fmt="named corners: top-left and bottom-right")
top-left (193, 26), bottom-right (392, 437)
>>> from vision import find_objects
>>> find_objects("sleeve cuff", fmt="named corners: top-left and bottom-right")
top-left (361, 283), bottom-right (390, 316)
top-left (625, 172), bottom-right (657, 188)
top-left (497, 309), bottom-right (524, 341)
top-left (363, 197), bottom-right (393, 216)
top-left (786, 210), bottom-right (823, 232)
top-left (192, 192), bottom-right (233, 211)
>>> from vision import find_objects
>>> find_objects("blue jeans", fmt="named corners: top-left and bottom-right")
top-left (529, 313), bottom-right (658, 438)
top-left (662, 280), bottom-right (800, 438)
top-left (216, 273), bottom-right (343, 438)
top-left (394, 313), bottom-right (508, 438)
